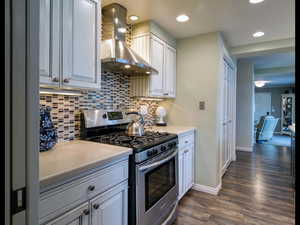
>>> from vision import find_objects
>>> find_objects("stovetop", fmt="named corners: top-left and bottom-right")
top-left (86, 131), bottom-right (178, 153)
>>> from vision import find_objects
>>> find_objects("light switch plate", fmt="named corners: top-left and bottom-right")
top-left (199, 101), bottom-right (205, 110)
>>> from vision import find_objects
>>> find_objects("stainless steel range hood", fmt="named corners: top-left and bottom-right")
top-left (101, 3), bottom-right (158, 75)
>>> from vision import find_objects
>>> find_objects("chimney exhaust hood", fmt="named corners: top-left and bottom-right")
top-left (101, 3), bottom-right (158, 75)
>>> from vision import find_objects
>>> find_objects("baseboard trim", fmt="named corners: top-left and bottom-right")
top-left (236, 146), bottom-right (253, 152)
top-left (192, 183), bottom-right (222, 195)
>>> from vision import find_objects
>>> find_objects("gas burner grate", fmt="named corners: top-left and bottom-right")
top-left (94, 131), bottom-right (175, 150)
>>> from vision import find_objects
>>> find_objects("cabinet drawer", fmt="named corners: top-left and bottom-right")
top-left (179, 132), bottom-right (194, 149)
top-left (39, 160), bottom-right (128, 224)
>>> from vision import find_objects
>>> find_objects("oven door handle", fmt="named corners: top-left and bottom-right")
top-left (138, 149), bottom-right (178, 171)
top-left (161, 202), bottom-right (178, 225)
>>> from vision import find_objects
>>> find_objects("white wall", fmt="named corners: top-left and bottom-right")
top-left (161, 32), bottom-right (226, 188)
top-left (236, 59), bottom-right (255, 150)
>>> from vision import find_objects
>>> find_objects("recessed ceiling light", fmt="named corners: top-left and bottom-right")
top-left (129, 15), bottom-right (139, 21)
top-left (249, 0), bottom-right (264, 4)
top-left (118, 27), bottom-right (127, 33)
top-left (253, 31), bottom-right (265, 37)
top-left (254, 81), bottom-right (269, 87)
top-left (124, 65), bottom-right (131, 69)
top-left (176, 14), bottom-right (189, 23)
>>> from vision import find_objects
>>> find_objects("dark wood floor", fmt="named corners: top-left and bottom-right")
top-left (174, 144), bottom-right (295, 225)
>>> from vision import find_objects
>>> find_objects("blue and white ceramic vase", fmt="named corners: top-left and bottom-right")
top-left (40, 106), bottom-right (58, 151)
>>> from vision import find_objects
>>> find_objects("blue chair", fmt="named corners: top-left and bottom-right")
top-left (256, 117), bottom-right (279, 142)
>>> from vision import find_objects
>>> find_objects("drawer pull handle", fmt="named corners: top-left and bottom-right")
top-left (88, 185), bottom-right (95, 191)
top-left (63, 78), bottom-right (70, 83)
top-left (93, 204), bottom-right (100, 210)
top-left (83, 209), bottom-right (90, 215)
top-left (52, 77), bottom-right (59, 82)
top-left (184, 150), bottom-right (189, 153)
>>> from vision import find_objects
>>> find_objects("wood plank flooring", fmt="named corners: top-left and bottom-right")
top-left (174, 144), bottom-right (295, 225)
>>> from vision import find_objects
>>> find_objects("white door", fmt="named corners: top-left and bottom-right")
top-left (222, 59), bottom-right (236, 175)
top-left (254, 92), bottom-right (271, 124)
top-left (149, 35), bottom-right (165, 97)
top-left (164, 44), bottom-right (176, 97)
top-left (45, 203), bottom-right (89, 225)
top-left (62, 0), bottom-right (101, 89)
top-left (8, 0), bottom-right (40, 224)
top-left (91, 183), bottom-right (128, 225)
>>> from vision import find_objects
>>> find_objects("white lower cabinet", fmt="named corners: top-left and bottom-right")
top-left (40, 160), bottom-right (128, 225)
top-left (178, 131), bottom-right (195, 200)
top-left (45, 202), bottom-right (90, 225)
top-left (90, 182), bottom-right (128, 225)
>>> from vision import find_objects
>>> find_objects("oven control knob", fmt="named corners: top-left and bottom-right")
top-left (102, 113), bottom-right (107, 119)
top-left (161, 146), bottom-right (167, 151)
top-left (153, 149), bottom-right (158, 154)
top-left (147, 150), bottom-right (154, 156)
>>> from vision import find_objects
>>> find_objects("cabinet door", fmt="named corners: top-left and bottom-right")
top-left (183, 146), bottom-right (193, 192)
top-left (91, 182), bottom-right (128, 225)
top-left (62, 0), bottom-right (101, 89)
top-left (164, 44), bottom-right (176, 97)
top-left (45, 202), bottom-right (89, 225)
top-left (178, 150), bottom-right (184, 200)
top-left (149, 35), bottom-right (165, 97)
top-left (131, 34), bottom-right (150, 63)
top-left (40, 0), bottom-right (60, 86)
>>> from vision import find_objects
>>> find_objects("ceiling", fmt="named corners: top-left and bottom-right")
top-left (102, 0), bottom-right (295, 47)
top-left (249, 52), bottom-right (295, 87)
top-left (249, 52), bottom-right (295, 69)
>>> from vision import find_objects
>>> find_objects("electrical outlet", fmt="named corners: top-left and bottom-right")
top-left (199, 101), bottom-right (205, 110)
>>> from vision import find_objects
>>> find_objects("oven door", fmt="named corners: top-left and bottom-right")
top-left (136, 148), bottom-right (178, 225)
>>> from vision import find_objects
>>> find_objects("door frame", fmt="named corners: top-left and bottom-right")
top-left (219, 56), bottom-right (237, 179)
top-left (6, 0), bottom-right (40, 224)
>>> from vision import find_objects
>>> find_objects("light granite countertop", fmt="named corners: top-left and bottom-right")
top-left (40, 140), bottom-right (132, 189)
top-left (146, 125), bottom-right (196, 136)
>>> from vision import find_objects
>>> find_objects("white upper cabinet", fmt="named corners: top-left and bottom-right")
top-left (40, 0), bottom-right (60, 85)
top-left (163, 44), bottom-right (176, 98)
top-left (131, 22), bottom-right (177, 98)
top-left (39, 0), bottom-right (101, 89)
top-left (149, 35), bottom-right (165, 97)
top-left (62, 0), bottom-right (101, 89)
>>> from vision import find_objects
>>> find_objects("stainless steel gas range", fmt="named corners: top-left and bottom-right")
top-left (81, 109), bottom-right (179, 225)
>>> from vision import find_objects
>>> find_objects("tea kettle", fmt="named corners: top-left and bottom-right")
top-left (126, 112), bottom-right (145, 136)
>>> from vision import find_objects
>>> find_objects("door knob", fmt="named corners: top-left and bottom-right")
top-left (83, 209), bottom-right (90, 215)
top-left (93, 204), bottom-right (100, 210)
top-left (52, 77), bottom-right (59, 82)
top-left (63, 78), bottom-right (70, 83)
top-left (88, 185), bottom-right (95, 191)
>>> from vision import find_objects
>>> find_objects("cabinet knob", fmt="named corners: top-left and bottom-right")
top-left (83, 209), bottom-right (90, 215)
top-left (63, 78), bottom-right (70, 83)
top-left (88, 185), bottom-right (95, 191)
top-left (185, 141), bottom-right (188, 144)
top-left (93, 204), bottom-right (100, 210)
top-left (52, 77), bottom-right (59, 82)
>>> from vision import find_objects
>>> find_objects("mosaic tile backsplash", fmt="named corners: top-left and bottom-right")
top-left (40, 72), bottom-right (160, 142)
